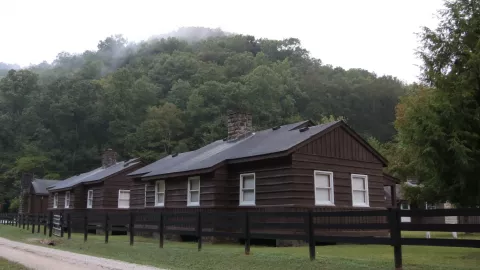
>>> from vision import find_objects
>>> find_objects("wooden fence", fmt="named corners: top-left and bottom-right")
top-left (2, 208), bottom-right (480, 270)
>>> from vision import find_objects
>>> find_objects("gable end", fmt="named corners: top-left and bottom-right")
top-left (293, 123), bottom-right (387, 165)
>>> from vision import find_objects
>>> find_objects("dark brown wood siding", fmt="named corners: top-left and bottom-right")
top-left (226, 156), bottom-right (294, 207)
top-left (292, 126), bottom-right (385, 208)
top-left (131, 171), bottom-right (218, 209)
top-left (47, 190), bottom-right (75, 210)
top-left (28, 195), bottom-right (48, 213)
top-left (102, 164), bottom-right (143, 209)
top-left (83, 183), bottom-right (104, 209)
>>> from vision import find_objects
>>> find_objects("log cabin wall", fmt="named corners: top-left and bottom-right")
top-left (101, 163), bottom-right (144, 209)
top-left (82, 183), bottom-right (104, 209)
top-left (133, 171), bottom-right (218, 209)
top-left (28, 195), bottom-right (48, 213)
top-left (292, 126), bottom-right (385, 209)
top-left (225, 156), bottom-right (294, 208)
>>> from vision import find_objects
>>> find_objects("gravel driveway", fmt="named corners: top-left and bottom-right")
top-left (0, 237), bottom-right (164, 270)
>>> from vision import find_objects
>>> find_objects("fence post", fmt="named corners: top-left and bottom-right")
top-left (60, 213), bottom-right (64, 237)
top-left (244, 212), bottom-right (250, 255)
top-left (159, 212), bottom-right (164, 248)
top-left (67, 213), bottom-right (71, 240)
top-left (16, 213), bottom-right (19, 227)
top-left (104, 212), bottom-right (109, 244)
top-left (43, 214), bottom-right (47, 235)
top-left (48, 212), bottom-right (53, 237)
top-left (129, 212), bottom-right (135, 246)
top-left (83, 212), bottom-right (88, 242)
top-left (389, 208), bottom-right (403, 270)
top-left (197, 212), bottom-right (202, 251)
top-left (27, 214), bottom-right (30, 231)
top-left (31, 214), bottom-right (36, 234)
top-left (306, 210), bottom-right (315, 260)
top-left (37, 214), bottom-right (40, 233)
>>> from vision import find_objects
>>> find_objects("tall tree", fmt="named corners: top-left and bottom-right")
top-left (396, 0), bottom-right (480, 206)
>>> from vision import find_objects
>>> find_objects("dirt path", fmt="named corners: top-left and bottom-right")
top-left (0, 237), bottom-right (163, 270)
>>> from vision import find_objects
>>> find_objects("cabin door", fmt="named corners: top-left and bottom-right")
top-left (400, 202), bottom-right (411, 222)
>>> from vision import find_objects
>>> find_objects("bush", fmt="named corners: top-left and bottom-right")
top-left (8, 197), bottom-right (19, 213)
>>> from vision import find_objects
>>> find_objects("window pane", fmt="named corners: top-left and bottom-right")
top-left (352, 177), bottom-right (365, 190)
top-left (157, 181), bottom-right (165, 192)
top-left (190, 191), bottom-right (199, 203)
top-left (315, 174), bottom-right (330, 188)
top-left (353, 190), bottom-right (366, 204)
top-left (190, 179), bottom-right (200, 190)
top-left (243, 177), bottom-right (255, 189)
top-left (315, 188), bottom-right (330, 201)
top-left (243, 190), bottom-right (255, 202)
top-left (157, 193), bottom-right (165, 204)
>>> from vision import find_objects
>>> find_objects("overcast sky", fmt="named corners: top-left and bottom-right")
top-left (1, 0), bottom-right (444, 83)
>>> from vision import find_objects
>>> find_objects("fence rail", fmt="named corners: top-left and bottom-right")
top-left (2, 208), bottom-right (480, 270)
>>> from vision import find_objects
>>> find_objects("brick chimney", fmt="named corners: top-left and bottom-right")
top-left (102, 148), bottom-right (117, 168)
top-left (227, 111), bottom-right (253, 141)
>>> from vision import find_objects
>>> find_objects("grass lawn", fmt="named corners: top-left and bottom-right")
top-left (0, 258), bottom-right (28, 270)
top-left (0, 226), bottom-right (479, 270)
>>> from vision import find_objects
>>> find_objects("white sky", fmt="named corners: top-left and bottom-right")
top-left (1, 0), bottom-right (443, 83)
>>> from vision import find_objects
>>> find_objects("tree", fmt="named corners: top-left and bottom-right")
top-left (395, 0), bottom-right (480, 207)
top-left (0, 27), bottom-right (407, 203)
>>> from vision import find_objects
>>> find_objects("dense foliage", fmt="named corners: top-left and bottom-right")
top-left (385, 0), bottom-right (480, 207)
top-left (0, 28), bottom-right (406, 204)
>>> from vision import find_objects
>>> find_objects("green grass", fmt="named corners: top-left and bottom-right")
top-left (1, 226), bottom-right (480, 270)
top-left (0, 258), bottom-right (28, 270)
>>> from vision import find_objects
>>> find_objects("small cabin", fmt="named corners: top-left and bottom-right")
top-left (47, 149), bottom-right (143, 211)
top-left (129, 112), bottom-right (394, 213)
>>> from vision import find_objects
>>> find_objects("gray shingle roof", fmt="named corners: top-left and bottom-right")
top-left (129, 120), bottom-right (340, 179)
top-left (49, 158), bottom-right (140, 191)
top-left (31, 179), bottom-right (61, 195)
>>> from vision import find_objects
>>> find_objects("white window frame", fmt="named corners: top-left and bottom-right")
top-left (118, 190), bottom-right (130, 209)
top-left (239, 173), bottom-right (256, 206)
top-left (144, 184), bottom-right (148, 207)
top-left (351, 174), bottom-right (369, 207)
top-left (155, 180), bottom-right (165, 207)
top-left (314, 170), bottom-right (335, 206)
top-left (187, 176), bottom-right (200, 207)
top-left (65, 191), bottom-right (70, 208)
top-left (87, 190), bottom-right (93, 209)
top-left (53, 193), bottom-right (58, 209)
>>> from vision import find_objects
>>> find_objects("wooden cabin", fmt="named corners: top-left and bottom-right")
top-left (47, 149), bottom-right (143, 211)
top-left (18, 173), bottom-right (60, 214)
top-left (28, 179), bottom-right (60, 213)
top-left (128, 112), bottom-right (395, 227)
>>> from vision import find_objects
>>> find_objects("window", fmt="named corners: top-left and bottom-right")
top-left (351, 174), bottom-right (369, 207)
top-left (87, 190), bottom-right (93, 209)
top-left (118, 190), bottom-right (130, 209)
top-left (65, 191), bottom-right (70, 208)
top-left (239, 173), bottom-right (255, 206)
top-left (155, 181), bottom-right (165, 207)
top-left (314, 171), bottom-right (334, 205)
top-left (144, 184), bottom-right (148, 207)
top-left (53, 193), bottom-right (58, 208)
top-left (187, 176), bottom-right (200, 206)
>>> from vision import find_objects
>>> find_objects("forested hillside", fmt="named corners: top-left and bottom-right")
top-left (0, 28), bottom-right (406, 204)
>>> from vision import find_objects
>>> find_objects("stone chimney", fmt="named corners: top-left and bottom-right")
top-left (102, 148), bottom-right (117, 168)
top-left (227, 111), bottom-right (253, 141)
